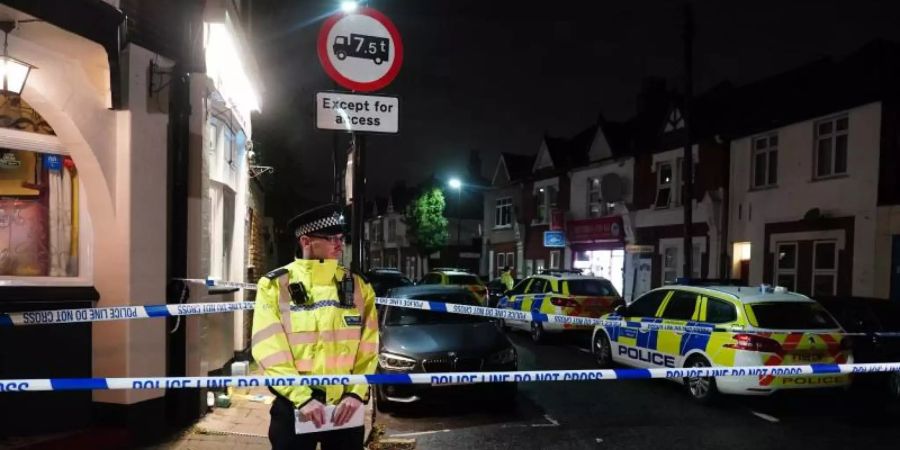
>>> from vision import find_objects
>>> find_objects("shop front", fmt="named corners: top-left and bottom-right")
top-left (567, 216), bottom-right (626, 294)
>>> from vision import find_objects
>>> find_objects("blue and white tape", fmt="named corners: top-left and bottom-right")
top-left (177, 278), bottom-right (259, 291)
top-left (0, 362), bottom-right (898, 392)
top-left (0, 301), bottom-right (256, 327)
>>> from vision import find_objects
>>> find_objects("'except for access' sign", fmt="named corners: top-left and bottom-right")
top-left (316, 92), bottom-right (399, 134)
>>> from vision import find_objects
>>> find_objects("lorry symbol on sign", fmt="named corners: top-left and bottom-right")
top-left (333, 33), bottom-right (390, 65)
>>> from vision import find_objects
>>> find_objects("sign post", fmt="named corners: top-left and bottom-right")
top-left (317, 7), bottom-right (403, 272)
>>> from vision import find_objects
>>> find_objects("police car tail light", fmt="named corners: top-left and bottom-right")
top-left (550, 297), bottom-right (578, 307)
top-left (724, 334), bottom-right (783, 353)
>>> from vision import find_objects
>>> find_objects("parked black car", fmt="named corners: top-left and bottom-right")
top-left (814, 296), bottom-right (900, 400)
top-left (375, 285), bottom-right (518, 412)
top-left (365, 268), bottom-right (414, 297)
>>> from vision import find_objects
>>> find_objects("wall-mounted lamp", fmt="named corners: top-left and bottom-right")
top-left (0, 22), bottom-right (35, 95)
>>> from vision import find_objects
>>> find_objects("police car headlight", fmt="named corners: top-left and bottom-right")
top-left (488, 347), bottom-right (516, 365)
top-left (378, 353), bottom-right (417, 371)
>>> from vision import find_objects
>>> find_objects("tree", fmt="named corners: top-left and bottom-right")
top-left (405, 187), bottom-right (449, 257)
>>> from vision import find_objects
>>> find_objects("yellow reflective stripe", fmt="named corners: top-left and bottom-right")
top-left (295, 359), bottom-right (314, 371)
top-left (358, 341), bottom-right (378, 354)
top-left (325, 355), bottom-right (356, 370)
top-left (277, 274), bottom-right (293, 333)
top-left (365, 318), bottom-right (379, 329)
top-left (288, 332), bottom-right (318, 346)
top-left (258, 351), bottom-right (293, 370)
top-left (252, 323), bottom-right (283, 347)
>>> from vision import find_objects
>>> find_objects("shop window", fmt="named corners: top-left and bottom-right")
top-left (775, 242), bottom-right (797, 291)
top-left (812, 241), bottom-right (837, 296)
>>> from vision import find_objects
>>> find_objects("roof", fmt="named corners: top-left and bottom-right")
top-left (658, 284), bottom-right (815, 304)
top-left (501, 152), bottom-right (535, 182)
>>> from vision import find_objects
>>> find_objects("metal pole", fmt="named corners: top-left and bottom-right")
top-left (457, 188), bottom-right (462, 265)
top-left (351, 133), bottom-right (366, 272)
top-left (682, 3), bottom-right (694, 279)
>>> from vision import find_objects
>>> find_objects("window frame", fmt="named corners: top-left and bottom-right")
top-left (812, 240), bottom-right (838, 296)
top-left (549, 250), bottom-right (561, 269)
top-left (660, 290), bottom-right (700, 321)
top-left (494, 197), bottom-right (513, 229)
top-left (775, 242), bottom-right (798, 291)
top-left (813, 115), bottom-right (849, 179)
top-left (751, 133), bottom-right (779, 189)
top-left (587, 177), bottom-right (608, 218)
top-left (662, 246), bottom-right (678, 284)
top-left (655, 161), bottom-right (673, 209)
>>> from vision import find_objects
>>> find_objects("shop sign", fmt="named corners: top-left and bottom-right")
top-left (567, 216), bottom-right (623, 243)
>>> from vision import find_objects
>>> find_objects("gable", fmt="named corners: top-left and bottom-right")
top-left (588, 127), bottom-right (613, 162)
top-left (532, 140), bottom-right (554, 172)
top-left (664, 108), bottom-right (685, 133)
top-left (492, 155), bottom-right (511, 186)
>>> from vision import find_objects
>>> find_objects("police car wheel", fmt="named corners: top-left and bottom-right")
top-left (889, 371), bottom-right (900, 399)
top-left (685, 356), bottom-right (718, 404)
top-left (530, 321), bottom-right (545, 343)
top-left (593, 333), bottom-right (613, 368)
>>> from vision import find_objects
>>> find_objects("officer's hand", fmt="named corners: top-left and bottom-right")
top-left (299, 400), bottom-right (327, 429)
top-left (332, 396), bottom-right (363, 426)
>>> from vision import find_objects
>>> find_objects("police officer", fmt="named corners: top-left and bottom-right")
top-left (500, 266), bottom-right (515, 292)
top-left (251, 203), bottom-right (379, 449)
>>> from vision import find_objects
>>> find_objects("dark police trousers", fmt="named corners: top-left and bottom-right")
top-left (269, 396), bottom-right (364, 450)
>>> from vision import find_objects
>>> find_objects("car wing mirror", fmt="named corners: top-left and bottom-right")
top-left (614, 305), bottom-right (627, 316)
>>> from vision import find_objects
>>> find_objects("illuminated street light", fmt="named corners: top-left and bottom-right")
top-left (340, 1), bottom-right (358, 13)
top-left (0, 22), bottom-right (35, 95)
top-left (448, 178), bottom-right (462, 190)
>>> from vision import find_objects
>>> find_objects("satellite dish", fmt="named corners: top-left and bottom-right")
top-left (600, 173), bottom-right (624, 203)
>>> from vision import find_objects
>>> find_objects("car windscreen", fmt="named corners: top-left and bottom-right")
top-left (385, 293), bottom-right (487, 325)
top-left (447, 275), bottom-right (481, 285)
top-left (566, 279), bottom-right (618, 296)
top-left (750, 302), bottom-right (839, 330)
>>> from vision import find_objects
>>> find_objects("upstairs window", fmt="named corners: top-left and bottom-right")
top-left (814, 116), bottom-right (848, 178)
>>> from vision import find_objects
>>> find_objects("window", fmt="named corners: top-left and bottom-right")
top-left (534, 185), bottom-right (557, 224)
top-left (692, 244), bottom-right (702, 278)
top-left (813, 241), bottom-right (837, 296)
top-left (526, 278), bottom-right (547, 294)
top-left (0, 149), bottom-right (81, 279)
top-left (495, 197), bottom-right (512, 228)
top-left (525, 259), bottom-right (534, 276)
top-left (775, 243), bottom-right (797, 291)
top-left (706, 298), bottom-right (737, 323)
top-left (750, 302), bottom-right (838, 330)
top-left (549, 250), bottom-right (561, 269)
top-left (387, 219), bottom-right (397, 242)
top-left (448, 274), bottom-right (481, 285)
top-left (372, 221), bottom-right (382, 242)
top-left (661, 291), bottom-right (698, 321)
top-left (662, 246), bottom-right (678, 284)
top-left (627, 290), bottom-right (668, 317)
top-left (814, 116), bottom-right (848, 178)
top-left (506, 252), bottom-right (514, 271)
top-left (655, 162), bottom-right (673, 208)
top-left (508, 279), bottom-right (530, 296)
top-left (496, 252), bottom-right (506, 276)
top-left (534, 259), bottom-right (545, 274)
top-left (752, 134), bottom-right (778, 188)
top-left (566, 279), bottom-right (618, 297)
top-left (421, 273), bottom-right (443, 284)
top-left (587, 177), bottom-right (607, 217)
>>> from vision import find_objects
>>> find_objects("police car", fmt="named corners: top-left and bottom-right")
top-left (418, 268), bottom-right (488, 304)
top-left (497, 269), bottom-right (623, 343)
top-left (591, 279), bottom-right (853, 403)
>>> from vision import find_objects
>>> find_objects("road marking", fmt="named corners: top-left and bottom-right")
top-left (389, 429), bottom-right (451, 438)
top-left (569, 345), bottom-right (593, 354)
top-left (750, 410), bottom-right (780, 423)
top-left (531, 414), bottom-right (560, 427)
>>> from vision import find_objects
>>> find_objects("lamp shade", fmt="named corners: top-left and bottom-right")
top-left (0, 54), bottom-right (32, 95)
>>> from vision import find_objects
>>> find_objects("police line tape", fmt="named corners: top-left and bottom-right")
top-left (4, 295), bottom-right (900, 338)
top-left (176, 278), bottom-right (259, 290)
top-left (0, 362), bottom-right (898, 393)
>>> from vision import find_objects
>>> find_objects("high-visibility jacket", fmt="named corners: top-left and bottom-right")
top-left (251, 258), bottom-right (379, 407)
top-left (500, 270), bottom-right (514, 291)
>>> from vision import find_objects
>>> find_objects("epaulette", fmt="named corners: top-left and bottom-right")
top-left (263, 267), bottom-right (289, 280)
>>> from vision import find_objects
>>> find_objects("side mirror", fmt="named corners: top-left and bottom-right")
top-left (614, 305), bottom-right (627, 316)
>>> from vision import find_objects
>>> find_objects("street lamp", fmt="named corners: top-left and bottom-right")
top-left (448, 178), bottom-right (462, 263)
top-left (0, 22), bottom-right (35, 95)
top-left (340, 1), bottom-right (359, 13)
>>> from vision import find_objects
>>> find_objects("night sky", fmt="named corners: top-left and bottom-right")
top-left (250, 0), bottom-right (900, 221)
